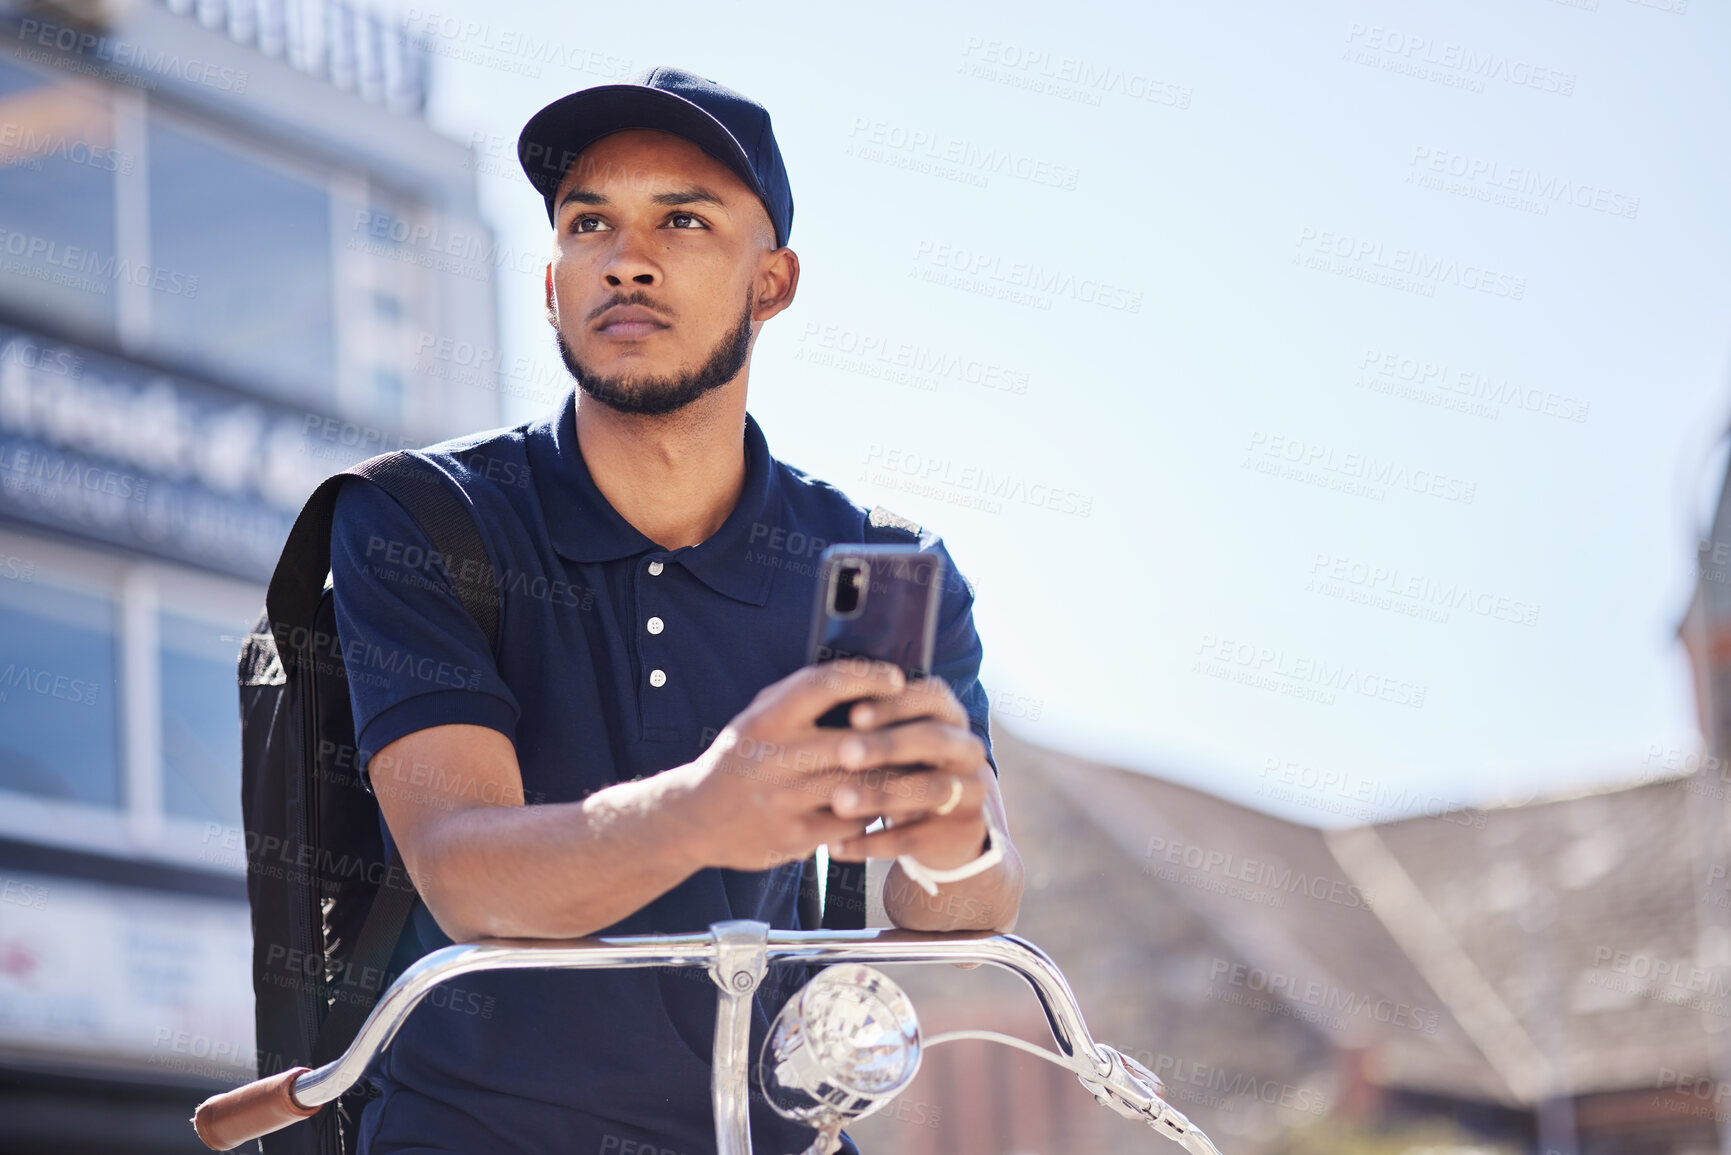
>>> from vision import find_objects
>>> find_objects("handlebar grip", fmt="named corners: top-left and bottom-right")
top-left (191, 1066), bottom-right (321, 1150)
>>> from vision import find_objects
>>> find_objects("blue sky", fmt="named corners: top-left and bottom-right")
top-left (404, 0), bottom-right (1731, 825)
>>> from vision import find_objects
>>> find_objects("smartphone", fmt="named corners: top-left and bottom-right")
top-left (806, 544), bottom-right (946, 728)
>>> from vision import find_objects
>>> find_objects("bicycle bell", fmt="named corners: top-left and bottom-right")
top-left (759, 964), bottom-right (922, 1129)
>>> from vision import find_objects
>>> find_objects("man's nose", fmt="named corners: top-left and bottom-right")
top-left (602, 230), bottom-right (660, 287)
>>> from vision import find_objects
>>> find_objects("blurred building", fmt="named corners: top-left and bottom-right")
top-left (0, 0), bottom-right (500, 1149)
top-left (852, 725), bottom-right (1726, 1155)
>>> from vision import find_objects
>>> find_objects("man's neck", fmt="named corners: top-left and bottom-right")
top-left (572, 385), bottom-right (749, 552)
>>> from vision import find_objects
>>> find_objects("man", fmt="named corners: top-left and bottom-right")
top-left (328, 66), bottom-right (1022, 1155)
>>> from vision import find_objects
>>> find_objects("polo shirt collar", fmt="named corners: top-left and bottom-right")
top-left (526, 390), bottom-right (778, 606)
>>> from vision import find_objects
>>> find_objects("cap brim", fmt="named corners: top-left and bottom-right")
top-left (517, 85), bottom-right (769, 227)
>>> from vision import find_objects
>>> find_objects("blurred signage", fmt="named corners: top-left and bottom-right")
top-left (0, 323), bottom-right (352, 581)
top-left (0, 869), bottom-right (255, 1082)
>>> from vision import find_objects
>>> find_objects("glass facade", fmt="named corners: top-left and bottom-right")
top-left (0, 543), bottom-right (254, 842)
top-left (0, 574), bottom-right (120, 807)
top-left (159, 608), bottom-right (246, 829)
top-left (148, 114), bottom-right (337, 405)
top-left (0, 3), bottom-right (493, 1140)
top-left (0, 56), bottom-right (119, 333)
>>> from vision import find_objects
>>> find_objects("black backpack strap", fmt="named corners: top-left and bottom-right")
top-left (265, 451), bottom-right (501, 1068)
top-left (796, 852), bottom-right (868, 931)
top-left (822, 856), bottom-right (869, 930)
top-left (310, 861), bottom-right (420, 1066)
top-left (265, 451), bottom-right (500, 654)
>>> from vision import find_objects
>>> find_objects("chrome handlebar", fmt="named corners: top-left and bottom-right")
top-left (194, 922), bottom-right (1223, 1155)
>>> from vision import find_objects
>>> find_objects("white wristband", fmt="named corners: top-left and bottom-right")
top-left (895, 810), bottom-right (1005, 897)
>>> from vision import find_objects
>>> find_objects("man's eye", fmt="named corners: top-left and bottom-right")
top-left (572, 215), bottom-right (608, 233)
top-left (668, 212), bottom-right (705, 229)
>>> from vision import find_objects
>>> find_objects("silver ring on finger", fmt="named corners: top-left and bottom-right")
top-left (932, 774), bottom-right (964, 817)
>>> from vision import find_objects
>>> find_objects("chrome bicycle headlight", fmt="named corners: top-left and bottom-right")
top-left (758, 964), bottom-right (921, 1127)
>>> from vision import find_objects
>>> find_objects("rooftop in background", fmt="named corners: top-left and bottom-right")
top-left (857, 725), bottom-right (1722, 1153)
top-left (89, 0), bottom-right (429, 115)
top-left (0, 0), bottom-right (490, 218)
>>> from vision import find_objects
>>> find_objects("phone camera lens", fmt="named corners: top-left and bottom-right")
top-left (833, 564), bottom-right (864, 615)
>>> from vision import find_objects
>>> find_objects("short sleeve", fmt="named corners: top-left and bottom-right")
top-left (329, 478), bottom-right (520, 782)
top-left (925, 537), bottom-right (995, 777)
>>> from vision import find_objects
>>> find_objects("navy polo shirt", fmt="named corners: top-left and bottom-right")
top-left (328, 389), bottom-right (993, 1155)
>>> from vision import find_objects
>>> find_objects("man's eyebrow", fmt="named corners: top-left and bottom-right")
top-left (557, 186), bottom-right (729, 211)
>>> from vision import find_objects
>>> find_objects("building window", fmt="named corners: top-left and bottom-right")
top-left (0, 575), bottom-right (120, 808)
top-left (147, 113), bottom-right (337, 405)
top-left (0, 56), bottom-right (119, 337)
top-left (0, 529), bottom-right (258, 869)
top-left (159, 608), bottom-right (244, 830)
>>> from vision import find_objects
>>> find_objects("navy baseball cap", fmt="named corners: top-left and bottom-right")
top-left (517, 66), bottom-right (793, 249)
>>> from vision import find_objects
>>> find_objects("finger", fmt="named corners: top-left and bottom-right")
top-left (831, 811), bottom-right (987, 865)
top-left (830, 767), bottom-right (986, 823)
top-left (847, 676), bottom-right (967, 731)
top-left (720, 723), bottom-right (945, 786)
top-left (832, 720), bottom-right (986, 780)
top-left (801, 812), bottom-right (875, 847)
top-left (757, 659), bottom-right (907, 729)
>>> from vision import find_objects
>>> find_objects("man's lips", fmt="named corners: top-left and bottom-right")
top-left (596, 305), bottom-right (669, 338)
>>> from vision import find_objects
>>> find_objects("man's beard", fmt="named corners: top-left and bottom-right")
top-left (557, 292), bottom-right (754, 417)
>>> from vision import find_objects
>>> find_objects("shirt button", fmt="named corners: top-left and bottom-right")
top-left (647, 560), bottom-right (664, 576)
top-left (647, 616), bottom-right (665, 635)
top-left (649, 668), bottom-right (667, 688)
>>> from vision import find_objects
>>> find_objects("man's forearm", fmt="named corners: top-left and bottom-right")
top-left (881, 843), bottom-right (1023, 932)
top-left (405, 765), bottom-right (708, 941)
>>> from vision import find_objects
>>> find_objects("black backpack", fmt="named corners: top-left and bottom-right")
top-left (236, 451), bottom-right (500, 1155)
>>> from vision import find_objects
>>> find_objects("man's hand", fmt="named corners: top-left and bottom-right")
top-left (679, 658), bottom-right (912, 871)
top-left (813, 675), bottom-right (1023, 935)
top-left (823, 677), bottom-right (991, 869)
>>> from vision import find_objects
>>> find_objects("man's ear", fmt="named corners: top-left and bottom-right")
top-left (544, 262), bottom-right (557, 328)
top-left (752, 248), bottom-right (800, 323)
